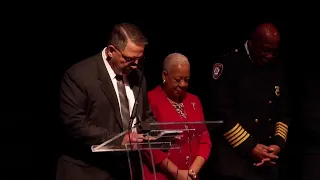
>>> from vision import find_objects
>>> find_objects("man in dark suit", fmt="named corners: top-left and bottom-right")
top-left (209, 23), bottom-right (290, 180)
top-left (56, 23), bottom-right (156, 180)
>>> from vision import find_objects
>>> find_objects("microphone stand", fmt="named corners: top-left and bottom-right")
top-left (126, 64), bottom-right (145, 152)
top-left (128, 64), bottom-right (144, 131)
top-left (126, 64), bottom-right (147, 180)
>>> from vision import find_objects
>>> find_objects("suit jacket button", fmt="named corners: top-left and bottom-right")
top-left (269, 136), bottom-right (272, 139)
top-left (255, 119), bottom-right (259, 123)
top-left (268, 101), bottom-right (272, 104)
top-left (269, 118), bottom-right (272, 121)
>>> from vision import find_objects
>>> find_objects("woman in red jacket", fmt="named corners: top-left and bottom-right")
top-left (143, 53), bottom-right (212, 180)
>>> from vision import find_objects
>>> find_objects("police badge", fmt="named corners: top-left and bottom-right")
top-left (275, 86), bottom-right (280, 97)
top-left (212, 63), bottom-right (223, 80)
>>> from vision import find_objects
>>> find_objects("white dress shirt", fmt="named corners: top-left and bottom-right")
top-left (244, 40), bottom-right (252, 60)
top-left (102, 48), bottom-right (137, 132)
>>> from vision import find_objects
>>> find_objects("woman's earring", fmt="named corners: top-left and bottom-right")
top-left (163, 79), bottom-right (166, 83)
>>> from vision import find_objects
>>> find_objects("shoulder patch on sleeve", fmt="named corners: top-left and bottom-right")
top-left (212, 63), bottom-right (223, 80)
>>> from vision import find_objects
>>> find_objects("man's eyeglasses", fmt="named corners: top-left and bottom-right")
top-left (113, 46), bottom-right (144, 62)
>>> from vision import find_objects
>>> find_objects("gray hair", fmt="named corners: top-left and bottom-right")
top-left (108, 23), bottom-right (148, 51)
top-left (163, 53), bottom-right (190, 72)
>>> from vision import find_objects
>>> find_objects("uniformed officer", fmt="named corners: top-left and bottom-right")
top-left (210, 23), bottom-right (290, 180)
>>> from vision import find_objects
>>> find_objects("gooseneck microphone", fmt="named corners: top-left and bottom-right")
top-left (128, 62), bottom-right (145, 132)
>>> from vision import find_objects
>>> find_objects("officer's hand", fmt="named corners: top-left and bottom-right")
top-left (252, 144), bottom-right (278, 161)
top-left (269, 145), bottom-right (281, 156)
top-left (253, 158), bottom-right (276, 167)
top-left (252, 144), bottom-right (278, 167)
top-left (253, 157), bottom-right (277, 167)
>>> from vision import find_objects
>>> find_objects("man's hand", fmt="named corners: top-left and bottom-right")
top-left (252, 144), bottom-right (278, 160)
top-left (253, 145), bottom-right (281, 166)
top-left (252, 144), bottom-right (278, 166)
top-left (121, 132), bottom-right (144, 145)
top-left (269, 145), bottom-right (281, 156)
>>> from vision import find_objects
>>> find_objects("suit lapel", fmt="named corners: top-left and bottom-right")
top-left (95, 54), bottom-right (123, 129)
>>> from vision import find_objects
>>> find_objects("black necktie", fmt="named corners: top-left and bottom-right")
top-left (116, 75), bottom-right (130, 130)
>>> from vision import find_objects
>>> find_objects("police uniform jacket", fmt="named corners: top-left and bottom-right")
top-left (210, 44), bottom-right (290, 179)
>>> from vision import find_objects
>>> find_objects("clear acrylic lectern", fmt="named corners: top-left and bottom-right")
top-left (91, 120), bottom-right (222, 180)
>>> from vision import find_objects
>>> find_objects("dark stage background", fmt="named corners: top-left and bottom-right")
top-left (9, 10), bottom-right (316, 180)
